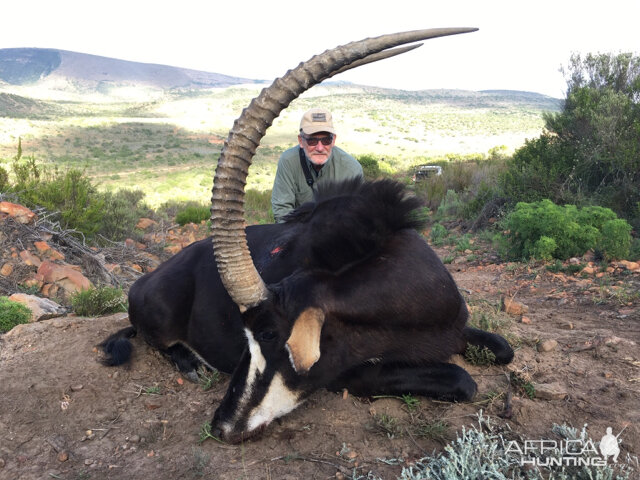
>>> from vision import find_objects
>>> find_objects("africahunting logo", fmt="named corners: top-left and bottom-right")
top-left (505, 425), bottom-right (628, 467)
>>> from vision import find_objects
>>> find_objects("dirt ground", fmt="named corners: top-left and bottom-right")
top-left (1, 251), bottom-right (639, 480)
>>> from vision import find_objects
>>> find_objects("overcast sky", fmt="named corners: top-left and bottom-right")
top-left (3, 0), bottom-right (638, 98)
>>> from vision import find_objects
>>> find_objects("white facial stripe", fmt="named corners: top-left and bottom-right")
top-left (245, 328), bottom-right (266, 376)
top-left (247, 372), bottom-right (301, 432)
top-left (219, 329), bottom-right (268, 436)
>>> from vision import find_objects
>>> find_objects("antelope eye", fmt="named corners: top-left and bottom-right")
top-left (257, 330), bottom-right (277, 342)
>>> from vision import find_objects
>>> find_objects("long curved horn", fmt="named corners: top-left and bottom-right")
top-left (211, 27), bottom-right (477, 310)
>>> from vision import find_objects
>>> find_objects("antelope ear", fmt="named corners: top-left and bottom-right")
top-left (285, 307), bottom-right (325, 374)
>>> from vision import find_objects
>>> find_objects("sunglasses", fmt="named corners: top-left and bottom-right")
top-left (302, 134), bottom-right (334, 146)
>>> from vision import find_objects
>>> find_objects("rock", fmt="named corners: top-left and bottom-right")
top-left (57, 452), bottom-right (69, 462)
top-left (569, 257), bottom-right (581, 265)
top-left (164, 245), bottom-right (182, 255)
top-left (34, 241), bottom-right (65, 260)
top-left (521, 316), bottom-right (531, 324)
top-left (0, 201), bottom-right (36, 224)
top-left (136, 218), bottom-right (157, 230)
top-left (619, 260), bottom-right (639, 271)
top-left (502, 297), bottom-right (529, 315)
top-left (19, 250), bottom-right (42, 267)
top-left (7, 294), bottom-right (66, 322)
top-left (105, 263), bottom-right (122, 274)
top-left (535, 383), bottom-right (568, 400)
top-left (41, 283), bottom-right (60, 298)
top-left (36, 261), bottom-right (92, 295)
top-left (538, 339), bottom-right (558, 352)
top-left (581, 266), bottom-right (596, 275)
top-left (0, 263), bottom-right (13, 276)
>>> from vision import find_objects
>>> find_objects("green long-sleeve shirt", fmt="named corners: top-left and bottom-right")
top-left (271, 146), bottom-right (364, 222)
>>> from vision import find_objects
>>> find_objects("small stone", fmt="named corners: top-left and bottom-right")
top-left (71, 385), bottom-right (83, 392)
top-left (129, 435), bottom-right (141, 443)
top-left (535, 383), bottom-right (568, 400)
top-left (0, 263), bottom-right (13, 276)
top-left (57, 452), bottom-right (69, 462)
top-left (503, 298), bottom-right (529, 315)
top-left (0, 458), bottom-right (5, 468)
top-left (0, 202), bottom-right (37, 223)
top-left (538, 340), bottom-right (558, 352)
top-left (603, 372), bottom-right (614, 378)
top-left (521, 316), bottom-right (531, 324)
top-left (84, 459), bottom-right (93, 466)
top-left (136, 218), bottom-right (157, 230)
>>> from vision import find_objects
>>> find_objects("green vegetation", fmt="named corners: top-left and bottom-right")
top-left (398, 413), bottom-right (636, 480)
top-left (197, 366), bottom-right (222, 391)
top-left (3, 143), bottom-right (148, 242)
top-left (502, 200), bottom-right (632, 260)
top-left (501, 52), bottom-right (640, 230)
top-left (372, 413), bottom-right (402, 439)
top-left (70, 286), bottom-right (127, 316)
top-left (356, 153), bottom-right (382, 180)
top-left (0, 296), bottom-right (31, 332)
top-left (175, 203), bottom-right (210, 226)
top-left (464, 344), bottom-right (496, 366)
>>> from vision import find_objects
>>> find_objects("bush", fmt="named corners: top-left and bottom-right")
top-left (175, 204), bottom-right (210, 226)
top-left (532, 236), bottom-right (558, 261)
top-left (17, 168), bottom-right (105, 237)
top-left (97, 189), bottom-right (148, 242)
top-left (0, 166), bottom-right (8, 191)
top-left (502, 200), bottom-right (631, 261)
top-left (356, 154), bottom-right (382, 180)
top-left (0, 296), bottom-right (32, 332)
top-left (436, 190), bottom-right (463, 220)
top-left (429, 223), bottom-right (448, 246)
top-left (599, 219), bottom-right (632, 260)
top-left (70, 286), bottom-right (127, 316)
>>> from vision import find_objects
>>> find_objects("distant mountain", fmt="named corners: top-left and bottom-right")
top-left (0, 48), bottom-right (259, 90)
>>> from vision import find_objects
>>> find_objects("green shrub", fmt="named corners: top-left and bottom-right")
top-left (97, 189), bottom-right (148, 242)
top-left (436, 190), bottom-right (463, 220)
top-left (599, 219), bottom-right (632, 260)
top-left (175, 204), bottom-right (210, 226)
top-left (0, 297), bottom-right (32, 332)
top-left (70, 286), bottom-right (127, 316)
top-left (356, 153), bottom-right (382, 180)
top-left (429, 223), bottom-right (448, 246)
top-left (0, 166), bottom-right (8, 191)
top-left (533, 236), bottom-right (557, 261)
top-left (12, 166), bottom-right (105, 238)
top-left (502, 199), bottom-right (631, 261)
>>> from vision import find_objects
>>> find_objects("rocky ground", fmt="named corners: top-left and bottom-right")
top-left (1, 201), bottom-right (639, 479)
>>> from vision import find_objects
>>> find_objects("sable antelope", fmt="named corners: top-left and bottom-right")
top-left (101, 28), bottom-right (513, 444)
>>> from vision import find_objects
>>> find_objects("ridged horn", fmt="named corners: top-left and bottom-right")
top-left (211, 27), bottom-right (477, 310)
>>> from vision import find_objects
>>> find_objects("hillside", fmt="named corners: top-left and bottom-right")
top-left (0, 48), bottom-right (562, 206)
top-left (0, 48), bottom-right (258, 91)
